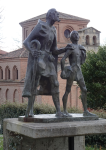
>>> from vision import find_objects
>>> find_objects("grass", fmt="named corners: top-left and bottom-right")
top-left (0, 136), bottom-right (3, 150)
top-left (85, 146), bottom-right (106, 150)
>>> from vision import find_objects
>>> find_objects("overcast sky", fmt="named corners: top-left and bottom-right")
top-left (1, 0), bottom-right (106, 52)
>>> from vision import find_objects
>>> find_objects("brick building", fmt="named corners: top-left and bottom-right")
top-left (0, 12), bottom-right (100, 110)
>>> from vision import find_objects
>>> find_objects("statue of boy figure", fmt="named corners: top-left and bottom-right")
top-left (61, 31), bottom-right (97, 117)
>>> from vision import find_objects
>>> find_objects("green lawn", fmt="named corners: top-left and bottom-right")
top-left (86, 146), bottom-right (106, 150)
top-left (0, 136), bottom-right (3, 150)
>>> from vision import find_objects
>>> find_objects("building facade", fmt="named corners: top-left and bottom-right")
top-left (0, 12), bottom-right (100, 110)
top-left (78, 27), bottom-right (100, 52)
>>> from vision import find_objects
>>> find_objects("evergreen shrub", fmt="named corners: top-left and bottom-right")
top-left (81, 45), bottom-right (106, 109)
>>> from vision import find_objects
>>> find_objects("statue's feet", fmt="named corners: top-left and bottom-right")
top-left (63, 111), bottom-right (72, 117)
top-left (55, 111), bottom-right (63, 118)
top-left (29, 114), bottom-right (34, 117)
top-left (83, 110), bottom-right (97, 117)
top-left (25, 111), bottom-right (34, 118)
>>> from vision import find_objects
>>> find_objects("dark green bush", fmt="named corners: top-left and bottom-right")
top-left (85, 134), bottom-right (106, 148)
top-left (81, 45), bottom-right (106, 109)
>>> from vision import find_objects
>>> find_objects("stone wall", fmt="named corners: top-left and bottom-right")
top-left (0, 58), bottom-right (83, 110)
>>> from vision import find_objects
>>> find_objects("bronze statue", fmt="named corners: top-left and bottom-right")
top-left (22, 9), bottom-right (66, 118)
top-left (61, 31), bottom-right (97, 117)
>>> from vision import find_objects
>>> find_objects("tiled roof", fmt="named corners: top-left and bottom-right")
top-left (0, 48), bottom-right (29, 59)
top-left (78, 27), bottom-right (101, 32)
top-left (0, 50), bottom-right (8, 55)
top-left (20, 12), bottom-right (89, 24)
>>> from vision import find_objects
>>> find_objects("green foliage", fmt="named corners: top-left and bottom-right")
top-left (81, 45), bottom-right (106, 109)
top-left (86, 134), bottom-right (106, 149)
top-left (81, 45), bottom-right (106, 148)
top-left (0, 136), bottom-right (3, 150)
top-left (85, 145), bottom-right (105, 150)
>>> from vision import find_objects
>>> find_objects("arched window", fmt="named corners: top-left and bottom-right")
top-left (93, 36), bottom-right (96, 45)
top-left (64, 26), bottom-right (74, 39)
top-left (6, 89), bottom-right (10, 101)
top-left (13, 89), bottom-right (18, 102)
top-left (5, 66), bottom-right (10, 80)
top-left (0, 88), bottom-right (1, 98)
top-left (86, 35), bottom-right (90, 45)
top-left (26, 30), bottom-right (28, 38)
top-left (0, 67), bottom-right (3, 79)
top-left (22, 97), bottom-right (24, 103)
top-left (64, 29), bottom-right (71, 38)
top-left (13, 66), bottom-right (18, 80)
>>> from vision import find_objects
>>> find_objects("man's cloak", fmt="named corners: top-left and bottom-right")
top-left (22, 20), bottom-right (58, 96)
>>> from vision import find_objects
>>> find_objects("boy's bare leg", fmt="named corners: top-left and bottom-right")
top-left (77, 78), bottom-right (97, 116)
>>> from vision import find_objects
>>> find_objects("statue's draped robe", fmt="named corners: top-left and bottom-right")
top-left (23, 20), bottom-right (58, 96)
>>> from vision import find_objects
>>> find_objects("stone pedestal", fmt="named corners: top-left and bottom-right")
top-left (3, 118), bottom-right (106, 150)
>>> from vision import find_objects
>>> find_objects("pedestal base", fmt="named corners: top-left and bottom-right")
top-left (3, 118), bottom-right (106, 150)
top-left (18, 113), bottom-right (98, 123)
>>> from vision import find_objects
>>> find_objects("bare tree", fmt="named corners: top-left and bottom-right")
top-left (0, 7), bottom-right (5, 47)
top-left (12, 33), bottom-right (22, 50)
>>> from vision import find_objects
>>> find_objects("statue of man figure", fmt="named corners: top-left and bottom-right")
top-left (22, 9), bottom-right (66, 118)
top-left (61, 31), bottom-right (97, 117)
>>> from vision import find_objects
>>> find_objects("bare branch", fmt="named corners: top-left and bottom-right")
top-left (0, 7), bottom-right (4, 43)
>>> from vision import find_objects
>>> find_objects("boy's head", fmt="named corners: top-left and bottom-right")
top-left (70, 31), bottom-right (79, 42)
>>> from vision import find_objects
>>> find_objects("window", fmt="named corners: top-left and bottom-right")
top-left (0, 67), bottom-right (3, 79)
top-left (64, 29), bottom-right (71, 38)
top-left (64, 26), bottom-right (74, 39)
top-left (86, 35), bottom-right (90, 45)
top-left (26, 30), bottom-right (28, 38)
top-left (13, 66), bottom-right (18, 80)
top-left (5, 89), bottom-right (10, 101)
top-left (5, 66), bottom-right (10, 80)
top-left (93, 36), bottom-right (96, 45)
top-left (13, 89), bottom-right (18, 102)
top-left (0, 88), bottom-right (1, 98)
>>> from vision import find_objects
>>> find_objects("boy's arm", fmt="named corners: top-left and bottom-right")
top-left (61, 49), bottom-right (72, 71)
top-left (53, 47), bottom-right (66, 55)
